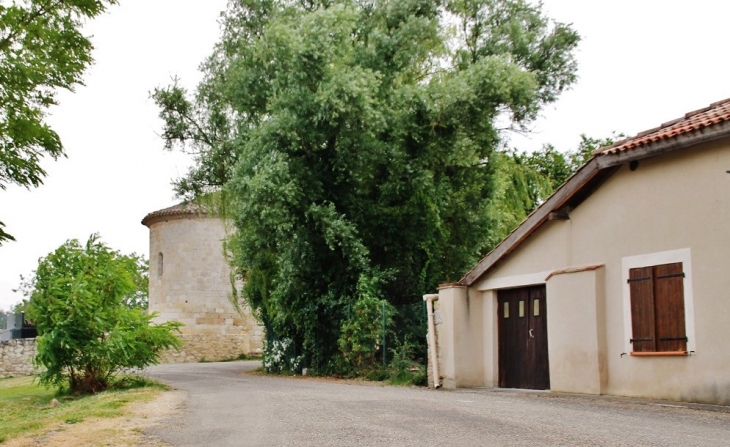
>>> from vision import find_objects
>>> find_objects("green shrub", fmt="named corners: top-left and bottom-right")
top-left (338, 296), bottom-right (394, 373)
top-left (365, 367), bottom-right (388, 382)
top-left (26, 235), bottom-right (182, 394)
top-left (263, 338), bottom-right (304, 374)
top-left (387, 338), bottom-right (427, 386)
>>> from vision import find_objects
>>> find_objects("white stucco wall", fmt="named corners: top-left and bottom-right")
top-left (436, 285), bottom-right (483, 389)
top-left (545, 267), bottom-right (607, 395)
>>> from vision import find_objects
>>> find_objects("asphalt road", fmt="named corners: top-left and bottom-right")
top-left (143, 361), bottom-right (730, 446)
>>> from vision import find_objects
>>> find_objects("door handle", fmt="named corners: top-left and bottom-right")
top-left (529, 329), bottom-right (534, 338)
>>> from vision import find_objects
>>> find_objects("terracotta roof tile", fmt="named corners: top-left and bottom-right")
top-left (141, 202), bottom-right (213, 227)
top-left (595, 97), bottom-right (730, 155)
top-left (461, 96), bottom-right (730, 286)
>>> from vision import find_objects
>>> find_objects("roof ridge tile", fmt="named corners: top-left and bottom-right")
top-left (710, 97), bottom-right (730, 107)
top-left (595, 97), bottom-right (730, 156)
top-left (141, 202), bottom-right (215, 227)
top-left (684, 106), bottom-right (712, 119)
top-left (636, 126), bottom-right (662, 138)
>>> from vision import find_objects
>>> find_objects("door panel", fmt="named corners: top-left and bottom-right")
top-left (527, 286), bottom-right (550, 390)
top-left (497, 288), bottom-right (528, 388)
top-left (498, 285), bottom-right (549, 390)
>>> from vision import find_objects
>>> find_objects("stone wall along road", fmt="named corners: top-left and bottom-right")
top-left (0, 339), bottom-right (37, 378)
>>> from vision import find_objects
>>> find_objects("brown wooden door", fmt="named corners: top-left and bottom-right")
top-left (498, 285), bottom-right (550, 390)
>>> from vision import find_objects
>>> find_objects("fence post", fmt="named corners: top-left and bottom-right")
top-left (382, 300), bottom-right (387, 370)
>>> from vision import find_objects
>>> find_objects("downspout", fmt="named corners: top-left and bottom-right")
top-left (423, 293), bottom-right (440, 388)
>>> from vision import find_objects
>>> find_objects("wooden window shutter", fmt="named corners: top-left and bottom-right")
top-left (629, 267), bottom-right (656, 352)
top-left (653, 262), bottom-right (687, 352)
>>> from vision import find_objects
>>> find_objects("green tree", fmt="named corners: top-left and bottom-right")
top-left (11, 299), bottom-right (29, 314)
top-left (517, 133), bottom-right (624, 190)
top-left (26, 235), bottom-right (180, 394)
top-left (492, 133), bottom-right (625, 234)
top-left (0, 0), bottom-right (118, 244)
top-left (153, 0), bottom-right (579, 373)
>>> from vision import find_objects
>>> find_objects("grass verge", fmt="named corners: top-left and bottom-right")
top-left (0, 375), bottom-right (167, 444)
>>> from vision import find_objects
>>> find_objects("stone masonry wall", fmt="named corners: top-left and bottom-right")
top-left (0, 339), bottom-right (37, 378)
top-left (158, 333), bottom-right (263, 363)
top-left (0, 335), bottom-right (262, 376)
top-left (148, 215), bottom-right (264, 362)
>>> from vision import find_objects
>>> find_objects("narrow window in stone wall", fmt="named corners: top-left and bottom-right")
top-left (158, 252), bottom-right (164, 276)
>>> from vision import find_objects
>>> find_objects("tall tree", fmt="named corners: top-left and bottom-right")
top-left (489, 133), bottom-right (624, 246)
top-left (154, 0), bottom-right (580, 373)
top-left (0, 0), bottom-right (118, 244)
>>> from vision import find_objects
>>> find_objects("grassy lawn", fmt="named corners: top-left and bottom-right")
top-left (0, 375), bottom-right (166, 444)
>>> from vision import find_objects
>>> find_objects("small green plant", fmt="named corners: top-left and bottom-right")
top-left (387, 338), bottom-right (427, 386)
top-left (26, 235), bottom-right (182, 394)
top-left (110, 375), bottom-right (169, 391)
top-left (365, 367), bottom-right (388, 382)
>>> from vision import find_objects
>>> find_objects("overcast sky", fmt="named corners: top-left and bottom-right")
top-left (1, 0), bottom-right (729, 310)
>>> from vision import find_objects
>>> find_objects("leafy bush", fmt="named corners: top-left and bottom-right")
top-left (338, 296), bottom-right (394, 373)
top-left (387, 338), bottom-right (427, 386)
top-left (262, 338), bottom-right (304, 374)
top-left (26, 235), bottom-right (182, 394)
top-left (365, 367), bottom-right (388, 382)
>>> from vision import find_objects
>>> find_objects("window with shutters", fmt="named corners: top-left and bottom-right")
top-left (628, 262), bottom-right (687, 353)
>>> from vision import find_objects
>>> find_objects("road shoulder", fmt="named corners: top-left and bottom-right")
top-left (3, 389), bottom-right (186, 447)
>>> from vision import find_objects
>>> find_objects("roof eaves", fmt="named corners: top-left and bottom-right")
top-left (141, 203), bottom-right (213, 227)
top-left (593, 97), bottom-right (730, 156)
top-left (595, 118), bottom-right (730, 170)
top-left (459, 157), bottom-right (603, 286)
top-left (460, 100), bottom-right (730, 287)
